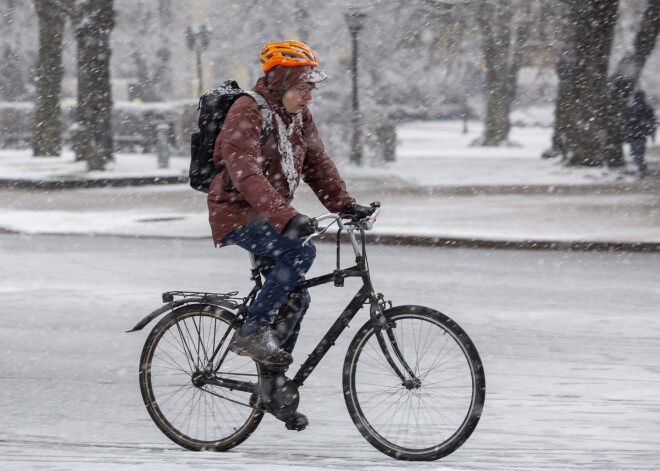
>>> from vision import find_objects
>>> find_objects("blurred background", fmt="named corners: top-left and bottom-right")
top-left (1, 0), bottom-right (659, 169)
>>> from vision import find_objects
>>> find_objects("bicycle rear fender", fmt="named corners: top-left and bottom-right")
top-left (126, 297), bottom-right (238, 333)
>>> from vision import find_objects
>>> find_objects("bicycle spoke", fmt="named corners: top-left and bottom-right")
top-left (174, 320), bottom-right (198, 372)
top-left (344, 309), bottom-right (484, 459)
top-left (141, 307), bottom-right (263, 450)
top-left (153, 340), bottom-right (194, 375)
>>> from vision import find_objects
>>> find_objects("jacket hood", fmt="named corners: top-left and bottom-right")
top-left (262, 64), bottom-right (327, 98)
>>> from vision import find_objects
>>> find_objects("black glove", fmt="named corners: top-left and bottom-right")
top-left (283, 214), bottom-right (317, 238)
top-left (341, 202), bottom-right (374, 221)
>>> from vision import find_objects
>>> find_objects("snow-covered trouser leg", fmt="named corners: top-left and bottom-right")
top-left (223, 218), bottom-right (316, 339)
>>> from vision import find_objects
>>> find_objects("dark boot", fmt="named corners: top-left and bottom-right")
top-left (285, 412), bottom-right (309, 431)
top-left (258, 371), bottom-right (309, 431)
top-left (228, 327), bottom-right (293, 366)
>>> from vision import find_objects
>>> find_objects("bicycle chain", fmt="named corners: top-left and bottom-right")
top-left (213, 371), bottom-right (259, 377)
top-left (199, 371), bottom-right (262, 410)
top-left (199, 387), bottom-right (255, 408)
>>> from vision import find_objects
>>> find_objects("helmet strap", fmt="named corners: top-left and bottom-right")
top-left (278, 67), bottom-right (292, 106)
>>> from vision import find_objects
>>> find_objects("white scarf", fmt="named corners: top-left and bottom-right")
top-left (273, 113), bottom-right (304, 196)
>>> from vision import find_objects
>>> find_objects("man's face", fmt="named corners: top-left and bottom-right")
top-left (282, 82), bottom-right (315, 114)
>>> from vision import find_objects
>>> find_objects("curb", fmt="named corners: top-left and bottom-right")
top-left (391, 181), bottom-right (660, 196)
top-left (1, 228), bottom-right (657, 252)
top-left (361, 233), bottom-right (660, 252)
top-left (313, 231), bottom-right (660, 252)
top-left (1, 176), bottom-right (658, 252)
top-left (0, 176), bottom-right (188, 190)
top-left (2, 174), bottom-right (658, 194)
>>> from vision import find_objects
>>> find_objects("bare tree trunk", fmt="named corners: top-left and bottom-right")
top-left (564, 0), bottom-right (619, 167)
top-left (476, 0), bottom-right (513, 146)
top-left (506, 3), bottom-right (531, 111)
top-left (33, 0), bottom-right (66, 157)
top-left (543, 52), bottom-right (576, 159)
top-left (70, 0), bottom-right (115, 170)
top-left (0, 3), bottom-right (29, 102)
top-left (153, 0), bottom-right (173, 100)
top-left (542, 1), bottom-right (574, 159)
top-left (605, 0), bottom-right (660, 167)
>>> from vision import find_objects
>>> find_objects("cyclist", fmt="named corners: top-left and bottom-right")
top-left (207, 40), bottom-right (372, 426)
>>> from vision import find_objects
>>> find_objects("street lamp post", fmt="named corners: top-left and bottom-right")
top-left (185, 24), bottom-right (210, 98)
top-left (345, 8), bottom-right (366, 165)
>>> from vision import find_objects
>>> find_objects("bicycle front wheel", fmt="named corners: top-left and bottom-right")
top-left (343, 305), bottom-right (485, 461)
top-left (139, 304), bottom-right (264, 451)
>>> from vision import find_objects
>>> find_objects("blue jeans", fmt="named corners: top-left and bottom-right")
top-left (629, 137), bottom-right (647, 171)
top-left (224, 218), bottom-right (315, 353)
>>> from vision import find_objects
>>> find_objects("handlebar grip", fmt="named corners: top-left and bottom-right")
top-left (369, 202), bottom-right (381, 221)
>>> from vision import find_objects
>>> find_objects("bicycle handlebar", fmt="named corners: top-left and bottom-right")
top-left (303, 202), bottom-right (381, 248)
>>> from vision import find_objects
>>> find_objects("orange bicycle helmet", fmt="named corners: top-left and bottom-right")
top-left (260, 40), bottom-right (319, 73)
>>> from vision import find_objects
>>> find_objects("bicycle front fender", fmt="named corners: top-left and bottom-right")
top-left (126, 297), bottom-right (237, 333)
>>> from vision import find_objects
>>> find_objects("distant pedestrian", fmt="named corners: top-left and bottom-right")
top-left (624, 90), bottom-right (656, 175)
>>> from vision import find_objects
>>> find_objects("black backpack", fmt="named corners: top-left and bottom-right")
top-left (189, 80), bottom-right (275, 193)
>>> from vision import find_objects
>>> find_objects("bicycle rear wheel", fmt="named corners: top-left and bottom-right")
top-left (139, 304), bottom-right (264, 451)
top-left (343, 305), bottom-right (485, 461)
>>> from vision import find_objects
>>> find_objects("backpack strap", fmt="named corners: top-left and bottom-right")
top-left (218, 91), bottom-right (278, 193)
top-left (245, 91), bottom-right (278, 177)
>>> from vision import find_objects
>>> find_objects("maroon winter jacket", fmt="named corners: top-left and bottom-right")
top-left (207, 66), bottom-right (355, 245)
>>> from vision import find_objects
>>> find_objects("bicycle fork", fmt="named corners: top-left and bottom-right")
top-left (370, 301), bottom-right (422, 389)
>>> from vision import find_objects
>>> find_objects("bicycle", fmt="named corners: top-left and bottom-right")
top-left (128, 203), bottom-right (485, 461)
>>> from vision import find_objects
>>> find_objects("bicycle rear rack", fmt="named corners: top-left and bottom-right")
top-left (161, 290), bottom-right (241, 305)
top-left (127, 291), bottom-right (244, 333)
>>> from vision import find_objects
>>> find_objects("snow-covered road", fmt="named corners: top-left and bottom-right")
top-left (1, 234), bottom-right (659, 470)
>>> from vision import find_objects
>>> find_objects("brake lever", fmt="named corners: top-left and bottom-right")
top-left (302, 220), bottom-right (331, 246)
top-left (302, 232), bottom-right (318, 247)
top-left (353, 202), bottom-right (380, 230)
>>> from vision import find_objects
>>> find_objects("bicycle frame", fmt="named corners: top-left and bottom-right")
top-left (203, 207), bottom-right (419, 392)
top-left (134, 205), bottom-right (419, 394)
top-left (290, 265), bottom-right (373, 387)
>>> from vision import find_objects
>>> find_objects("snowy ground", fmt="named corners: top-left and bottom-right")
top-left (1, 234), bottom-right (659, 470)
top-left (1, 121), bottom-right (659, 245)
top-left (0, 120), bottom-right (650, 187)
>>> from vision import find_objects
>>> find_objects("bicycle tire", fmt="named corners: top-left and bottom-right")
top-left (343, 305), bottom-right (485, 461)
top-left (139, 303), bottom-right (265, 451)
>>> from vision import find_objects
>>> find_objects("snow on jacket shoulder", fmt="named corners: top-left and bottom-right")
top-left (207, 78), bottom-right (354, 245)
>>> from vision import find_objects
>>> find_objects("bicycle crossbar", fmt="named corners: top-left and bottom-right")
top-left (292, 284), bottom-right (372, 388)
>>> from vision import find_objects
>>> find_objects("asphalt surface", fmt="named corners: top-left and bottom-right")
top-left (2, 234), bottom-right (659, 469)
